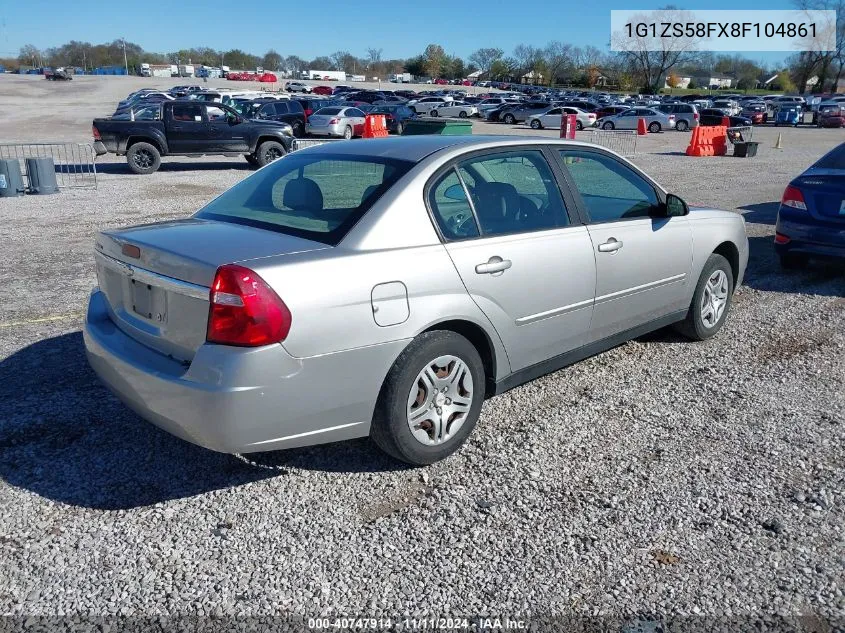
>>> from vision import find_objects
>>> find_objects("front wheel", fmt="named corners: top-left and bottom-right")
top-left (126, 142), bottom-right (161, 175)
top-left (503, 114), bottom-right (516, 124)
top-left (530, 119), bottom-right (542, 130)
top-left (458, 110), bottom-right (468, 118)
top-left (343, 126), bottom-right (353, 139)
top-left (430, 109), bottom-right (439, 117)
top-left (255, 140), bottom-right (286, 167)
top-left (395, 122), bottom-right (404, 135)
top-left (371, 331), bottom-right (485, 465)
top-left (576, 120), bottom-right (583, 130)
top-left (603, 121), bottom-right (615, 130)
top-left (674, 253), bottom-right (734, 341)
top-left (648, 121), bottom-right (661, 133)
top-left (292, 121), bottom-right (305, 138)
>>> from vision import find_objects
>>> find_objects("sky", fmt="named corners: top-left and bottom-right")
top-left (0, 0), bottom-right (796, 65)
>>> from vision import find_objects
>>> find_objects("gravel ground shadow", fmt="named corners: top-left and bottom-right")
top-left (739, 201), bottom-right (779, 226)
top-left (743, 235), bottom-right (845, 296)
top-left (92, 161), bottom-right (252, 175)
top-left (0, 332), bottom-right (408, 509)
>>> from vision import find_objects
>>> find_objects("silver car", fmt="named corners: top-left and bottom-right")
top-left (84, 136), bottom-right (748, 465)
top-left (305, 106), bottom-right (367, 139)
top-left (598, 107), bottom-right (675, 132)
top-left (527, 107), bottom-right (596, 130)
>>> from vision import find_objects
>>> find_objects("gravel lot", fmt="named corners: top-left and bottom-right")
top-left (0, 75), bottom-right (843, 627)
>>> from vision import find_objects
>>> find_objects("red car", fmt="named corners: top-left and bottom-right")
top-left (741, 105), bottom-right (767, 124)
top-left (434, 78), bottom-right (448, 85)
top-left (312, 85), bottom-right (334, 95)
top-left (818, 105), bottom-right (845, 127)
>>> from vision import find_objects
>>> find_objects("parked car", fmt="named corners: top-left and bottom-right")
top-left (249, 99), bottom-right (307, 137)
top-left (561, 100), bottom-right (599, 113)
top-left (741, 103), bottom-right (768, 124)
top-left (499, 102), bottom-right (553, 125)
top-left (772, 95), bottom-right (806, 110)
top-left (774, 105), bottom-right (802, 127)
top-left (655, 103), bottom-right (699, 131)
top-left (312, 86), bottom-right (334, 96)
top-left (710, 100), bottom-right (741, 116)
top-left (367, 105), bottom-right (417, 134)
top-left (698, 109), bottom-right (752, 127)
top-left (775, 141), bottom-right (845, 268)
top-left (285, 81), bottom-right (312, 93)
top-left (92, 101), bottom-right (294, 174)
top-left (408, 96), bottom-right (449, 114)
top-left (817, 104), bottom-right (845, 127)
top-left (527, 107), bottom-right (595, 130)
top-left (594, 105), bottom-right (629, 120)
top-left (113, 92), bottom-right (174, 115)
top-left (292, 97), bottom-right (342, 120)
top-left (430, 101), bottom-right (478, 118)
top-left (83, 136), bottom-right (748, 465)
top-left (598, 108), bottom-right (675, 132)
top-left (305, 106), bottom-right (367, 139)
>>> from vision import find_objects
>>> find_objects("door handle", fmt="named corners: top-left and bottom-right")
top-left (598, 238), bottom-right (623, 253)
top-left (475, 256), bottom-right (512, 275)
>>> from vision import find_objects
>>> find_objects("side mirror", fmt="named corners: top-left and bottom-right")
top-left (665, 193), bottom-right (689, 217)
top-left (444, 183), bottom-right (467, 201)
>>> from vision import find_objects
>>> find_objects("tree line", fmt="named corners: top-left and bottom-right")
top-left (5, 4), bottom-right (844, 96)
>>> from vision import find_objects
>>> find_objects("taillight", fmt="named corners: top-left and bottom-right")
top-left (92, 125), bottom-right (101, 140)
top-left (781, 185), bottom-right (807, 210)
top-left (328, 118), bottom-right (338, 124)
top-left (774, 232), bottom-right (791, 244)
top-left (207, 264), bottom-right (292, 347)
top-left (694, 112), bottom-right (699, 120)
top-left (304, 108), bottom-right (313, 117)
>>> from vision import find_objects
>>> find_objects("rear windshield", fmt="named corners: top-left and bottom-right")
top-left (195, 154), bottom-right (413, 244)
top-left (814, 144), bottom-right (845, 169)
top-left (315, 107), bottom-right (342, 115)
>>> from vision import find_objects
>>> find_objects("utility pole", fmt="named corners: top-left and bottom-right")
top-left (122, 38), bottom-right (128, 75)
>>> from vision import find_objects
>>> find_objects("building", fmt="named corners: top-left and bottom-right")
top-left (693, 73), bottom-right (733, 89)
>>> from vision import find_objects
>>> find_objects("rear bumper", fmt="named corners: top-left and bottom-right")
top-left (84, 289), bottom-right (409, 453)
top-left (305, 124), bottom-right (344, 137)
top-left (775, 217), bottom-right (845, 259)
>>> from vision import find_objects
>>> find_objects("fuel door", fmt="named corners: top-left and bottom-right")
top-left (371, 281), bottom-right (409, 327)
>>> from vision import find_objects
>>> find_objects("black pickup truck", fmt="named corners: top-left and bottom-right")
top-left (93, 101), bottom-right (295, 174)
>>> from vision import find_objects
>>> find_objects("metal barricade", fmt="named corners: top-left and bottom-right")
top-left (291, 138), bottom-right (344, 152)
top-left (585, 130), bottom-right (637, 157)
top-left (0, 143), bottom-right (97, 190)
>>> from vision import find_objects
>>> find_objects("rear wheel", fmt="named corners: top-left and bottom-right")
top-left (603, 121), bottom-right (615, 130)
top-left (292, 121), bottom-right (305, 137)
top-left (459, 110), bottom-right (468, 118)
top-left (395, 122), bottom-right (404, 135)
top-left (503, 113), bottom-right (516, 124)
top-left (675, 119), bottom-right (689, 132)
top-left (126, 142), bottom-right (161, 175)
top-left (371, 331), bottom-right (485, 465)
top-left (575, 120), bottom-right (583, 130)
top-left (255, 140), bottom-right (285, 167)
top-left (649, 121), bottom-right (661, 133)
top-left (430, 109), bottom-right (439, 117)
top-left (530, 119), bottom-right (542, 130)
top-left (675, 253), bottom-right (734, 341)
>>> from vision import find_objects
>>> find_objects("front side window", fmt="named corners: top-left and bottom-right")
top-left (559, 150), bottom-right (659, 222)
top-left (196, 154), bottom-right (412, 244)
top-left (206, 105), bottom-right (227, 121)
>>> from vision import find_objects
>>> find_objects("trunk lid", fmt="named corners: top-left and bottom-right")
top-left (94, 218), bottom-right (328, 362)
top-left (796, 170), bottom-right (845, 222)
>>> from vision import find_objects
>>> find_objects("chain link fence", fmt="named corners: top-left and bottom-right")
top-left (585, 130), bottom-right (637, 157)
top-left (0, 142), bottom-right (98, 190)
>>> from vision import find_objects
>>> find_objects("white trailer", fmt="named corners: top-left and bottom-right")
top-left (178, 64), bottom-right (195, 77)
top-left (306, 70), bottom-right (345, 81)
top-left (140, 63), bottom-right (151, 77)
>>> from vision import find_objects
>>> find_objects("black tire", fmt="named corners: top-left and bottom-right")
top-left (395, 122), bottom-right (404, 135)
top-left (779, 252), bottom-right (809, 270)
top-left (530, 119), bottom-right (542, 130)
top-left (430, 109), bottom-right (439, 117)
top-left (674, 253), bottom-right (734, 341)
top-left (676, 119), bottom-right (689, 132)
top-left (459, 110), bottom-right (468, 118)
top-left (255, 140), bottom-right (285, 167)
top-left (244, 153), bottom-right (259, 166)
top-left (603, 121), bottom-right (615, 130)
top-left (649, 121), bottom-right (661, 133)
top-left (371, 331), bottom-right (485, 465)
top-left (576, 120), bottom-right (583, 130)
top-left (343, 126), bottom-right (353, 139)
top-left (292, 121), bottom-right (305, 138)
top-left (126, 142), bottom-right (161, 175)
top-left (503, 113), bottom-right (516, 124)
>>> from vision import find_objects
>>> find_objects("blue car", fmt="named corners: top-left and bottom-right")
top-left (775, 105), bottom-right (802, 126)
top-left (775, 142), bottom-right (845, 267)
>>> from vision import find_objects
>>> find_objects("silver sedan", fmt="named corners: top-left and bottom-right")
top-left (527, 107), bottom-right (596, 130)
top-left (84, 136), bottom-right (748, 465)
top-left (306, 106), bottom-right (367, 139)
top-left (598, 107), bottom-right (675, 132)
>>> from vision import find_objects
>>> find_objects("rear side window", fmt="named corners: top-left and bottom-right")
top-left (274, 102), bottom-right (290, 114)
top-left (171, 104), bottom-right (203, 121)
top-left (814, 144), bottom-right (845, 169)
top-left (196, 154), bottom-right (413, 244)
top-left (288, 101), bottom-right (304, 114)
top-left (428, 170), bottom-right (479, 240)
top-left (559, 150), bottom-right (659, 222)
